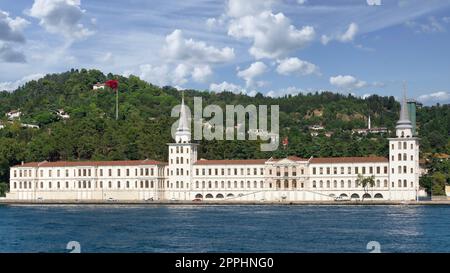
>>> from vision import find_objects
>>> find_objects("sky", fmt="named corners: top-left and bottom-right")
top-left (0, 0), bottom-right (449, 105)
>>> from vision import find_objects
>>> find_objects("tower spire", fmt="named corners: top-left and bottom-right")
top-left (175, 90), bottom-right (191, 142)
top-left (395, 81), bottom-right (413, 132)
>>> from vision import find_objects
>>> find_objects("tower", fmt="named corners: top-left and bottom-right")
top-left (167, 92), bottom-right (198, 200)
top-left (388, 85), bottom-right (420, 201)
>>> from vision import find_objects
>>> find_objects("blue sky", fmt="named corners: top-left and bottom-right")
top-left (0, 0), bottom-right (449, 105)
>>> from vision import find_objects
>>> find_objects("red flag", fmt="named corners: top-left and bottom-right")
top-left (104, 79), bottom-right (119, 89)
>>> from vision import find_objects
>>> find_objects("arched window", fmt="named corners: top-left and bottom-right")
top-left (292, 180), bottom-right (297, 188)
top-left (205, 194), bottom-right (213, 199)
top-left (195, 193), bottom-right (203, 199)
top-left (284, 180), bottom-right (289, 188)
top-left (363, 193), bottom-right (371, 199)
top-left (374, 193), bottom-right (383, 199)
top-left (398, 153), bottom-right (401, 160)
top-left (216, 194), bottom-right (224, 198)
top-left (403, 153), bottom-right (407, 160)
top-left (351, 193), bottom-right (360, 199)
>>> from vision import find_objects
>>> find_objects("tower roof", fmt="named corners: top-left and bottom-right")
top-left (177, 91), bottom-right (190, 132)
top-left (396, 83), bottom-right (413, 130)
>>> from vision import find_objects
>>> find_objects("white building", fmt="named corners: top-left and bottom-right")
top-left (6, 110), bottom-right (21, 120)
top-left (56, 109), bottom-right (70, 119)
top-left (92, 83), bottom-right (105, 90)
top-left (6, 92), bottom-right (420, 202)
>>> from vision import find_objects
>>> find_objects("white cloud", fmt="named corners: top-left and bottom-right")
top-left (0, 73), bottom-right (44, 91)
top-left (0, 10), bottom-right (29, 43)
top-left (297, 0), bottom-right (307, 5)
top-left (0, 42), bottom-right (26, 63)
top-left (276, 57), bottom-right (320, 76)
top-left (417, 91), bottom-right (450, 104)
top-left (405, 17), bottom-right (445, 33)
top-left (138, 63), bottom-right (213, 87)
top-left (366, 0), bottom-right (381, 6)
top-left (210, 81), bottom-right (246, 94)
top-left (228, 11), bottom-right (315, 59)
top-left (192, 65), bottom-right (212, 83)
top-left (226, 0), bottom-right (278, 18)
top-left (321, 22), bottom-right (358, 45)
top-left (173, 63), bottom-right (191, 85)
top-left (329, 75), bottom-right (367, 90)
top-left (206, 16), bottom-right (225, 30)
top-left (338, 22), bottom-right (358, 42)
top-left (28, 0), bottom-right (94, 40)
top-left (163, 29), bottom-right (235, 64)
top-left (139, 64), bottom-right (172, 87)
top-left (237, 61), bottom-right (268, 87)
top-left (266, 86), bottom-right (304, 98)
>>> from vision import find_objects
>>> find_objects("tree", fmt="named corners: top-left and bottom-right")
top-left (356, 173), bottom-right (375, 201)
top-left (0, 182), bottom-right (8, 197)
top-left (431, 172), bottom-right (446, 196)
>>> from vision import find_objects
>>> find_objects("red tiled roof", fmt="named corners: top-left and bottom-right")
top-left (194, 159), bottom-right (267, 165)
top-left (309, 157), bottom-right (388, 164)
top-left (13, 160), bottom-right (167, 168)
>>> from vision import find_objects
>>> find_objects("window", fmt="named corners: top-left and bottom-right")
top-left (108, 169), bottom-right (112, 176)
top-left (340, 167), bottom-right (344, 175)
top-left (312, 167), bottom-right (316, 175)
top-left (348, 167), bottom-right (351, 175)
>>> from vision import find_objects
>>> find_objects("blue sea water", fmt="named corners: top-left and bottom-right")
top-left (0, 204), bottom-right (449, 253)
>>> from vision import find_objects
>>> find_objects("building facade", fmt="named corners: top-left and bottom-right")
top-left (6, 93), bottom-right (420, 202)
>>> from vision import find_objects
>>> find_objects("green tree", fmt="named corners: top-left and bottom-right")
top-left (0, 182), bottom-right (8, 197)
top-left (356, 173), bottom-right (375, 201)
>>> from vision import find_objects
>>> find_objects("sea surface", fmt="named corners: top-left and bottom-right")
top-left (0, 204), bottom-right (449, 253)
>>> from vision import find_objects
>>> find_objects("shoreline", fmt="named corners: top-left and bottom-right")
top-left (1, 199), bottom-right (450, 206)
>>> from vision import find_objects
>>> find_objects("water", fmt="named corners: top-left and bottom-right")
top-left (0, 204), bottom-right (449, 253)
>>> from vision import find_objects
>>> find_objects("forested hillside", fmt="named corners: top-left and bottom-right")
top-left (0, 69), bottom-right (449, 194)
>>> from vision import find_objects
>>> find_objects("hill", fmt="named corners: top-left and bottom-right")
top-left (0, 69), bottom-right (449, 194)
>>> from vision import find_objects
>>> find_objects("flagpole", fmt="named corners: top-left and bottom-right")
top-left (115, 88), bottom-right (118, 120)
